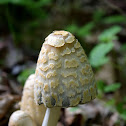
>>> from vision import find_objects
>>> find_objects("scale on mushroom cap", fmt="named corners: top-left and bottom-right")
top-left (34, 30), bottom-right (97, 126)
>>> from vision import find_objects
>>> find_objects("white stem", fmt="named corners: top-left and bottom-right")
top-left (42, 107), bottom-right (61, 126)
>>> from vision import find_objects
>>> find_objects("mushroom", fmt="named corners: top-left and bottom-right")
top-left (34, 30), bottom-right (97, 126)
top-left (8, 110), bottom-right (37, 126)
top-left (9, 74), bottom-right (46, 126)
top-left (21, 74), bottom-right (46, 126)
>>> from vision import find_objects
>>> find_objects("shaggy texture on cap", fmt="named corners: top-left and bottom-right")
top-left (34, 31), bottom-right (97, 108)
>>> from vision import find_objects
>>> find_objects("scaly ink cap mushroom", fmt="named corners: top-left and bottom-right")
top-left (34, 30), bottom-right (97, 108)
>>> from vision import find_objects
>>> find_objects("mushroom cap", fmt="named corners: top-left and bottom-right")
top-left (8, 110), bottom-right (36, 126)
top-left (34, 30), bottom-right (97, 108)
top-left (21, 74), bottom-right (46, 126)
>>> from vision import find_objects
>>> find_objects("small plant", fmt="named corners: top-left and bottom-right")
top-left (89, 42), bottom-right (114, 67)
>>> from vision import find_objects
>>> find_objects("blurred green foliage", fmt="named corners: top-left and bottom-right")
top-left (0, 0), bottom-right (52, 48)
top-left (104, 83), bottom-right (121, 93)
top-left (89, 43), bottom-right (114, 67)
top-left (98, 26), bottom-right (121, 43)
top-left (17, 68), bottom-right (35, 86)
top-left (69, 107), bottom-right (80, 112)
top-left (121, 44), bottom-right (126, 51)
top-left (103, 15), bottom-right (126, 24)
top-left (89, 25), bottom-right (121, 67)
top-left (78, 22), bottom-right (94, 37)
top-left (97, 81), bottom-right (121, 94)
top-left (66, 22), bottom-right (95, 37)
top-left (0, 0), bottom-right (52, 7)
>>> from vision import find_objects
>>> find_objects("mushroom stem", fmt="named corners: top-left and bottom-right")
top-left (42, 107), bottom-right (61, 126)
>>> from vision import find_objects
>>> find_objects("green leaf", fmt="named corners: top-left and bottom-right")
top-left (65, 24), bottom-right (79, 34)
top-left (89, 43), bottom-right (114, 67)
top-left (25, 0), bottom-right (52, 8)
top-left (120, 112), bottom-right (126, 120)
top-left (104, 83), bottom-right (121, 93)
top-left (93, 10), bottom-right (105, 22)
top-left (0, 0), bottom-right (52, 7)
top-left (116, 102), bottom-right (124, 113)
top-left (97, 80), bottom-right (105, 97)
top-left (97, 80), bottom-right (105, 92)
top-left (0, 0), bottom-right (31, 4)
top-left (98, 26), bottom-right (122, 42)
top-left (18, 68), bottom-right (35, 86)
top-left (103, 15), bottom-right (126, 24)
top-left (0, 0), bottom-right (10, 3)
top-left (120, 44), bottom-right (126, 51)
top-left (69, 107), bottom-right (79, 112)
top-left (106, 99), bottom-right (115, 106)
top-left (77, 22), bottom-right (94, 37)
top-left (66, 22), bottom-right (94, 37)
